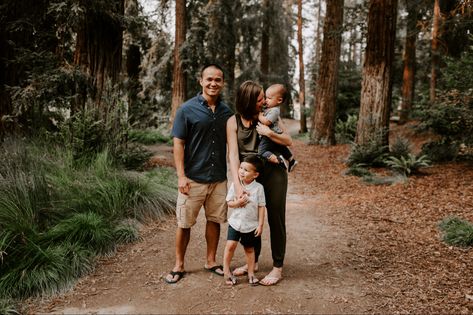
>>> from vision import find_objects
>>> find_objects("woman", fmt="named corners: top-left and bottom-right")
top-left (226, 80), bottom-right (292, 286)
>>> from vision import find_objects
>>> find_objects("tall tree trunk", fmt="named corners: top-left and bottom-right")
top-left (430, 0), bottom-right (440, 103)
top-left (170, 0), bottom-right (187, 126)
top-left (260, 0), bottom-right (270, 86)
top-left (399, 0), bottom-right (418, 124)
top-left (297, 0), bottom-right (307, 133)
top-left (310, 0), bottom-right (344, 145)
top-left (315, 0), bottom-right (323, 73)
top-left (356, 0), bottom-right (397, 147)
top-left (73, 0), bottom-right (124, 109)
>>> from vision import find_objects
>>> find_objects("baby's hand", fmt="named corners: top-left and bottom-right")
top-left (254, 225), bottom-right (263, 237)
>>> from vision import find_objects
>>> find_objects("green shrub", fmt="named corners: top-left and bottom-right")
top-left (346, 140), bottom-right (389, 167)
top-left (128, 129), bottom-right (172, 145)
top-left (0, 297), bottom-right (19, 315)
top-left (385, 154), bottom-right (431, 176)
top-left (439, 216), bottom-right (473, 247)
top-left (0, 138), bottom-right (177, 299)
top-left (389, 136), bottom-right (411, 160)
top-left (420, 139), bottom-right (460, 162)
top-left (344, 163), bottom-right (373, 178)
top-left (335, 114), bottom-right (358, 144)
top-left (114, 220), bottom-right (141, 244)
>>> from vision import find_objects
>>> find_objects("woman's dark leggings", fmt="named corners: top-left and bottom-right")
top-left (255, 162), bottom-right (288, 268)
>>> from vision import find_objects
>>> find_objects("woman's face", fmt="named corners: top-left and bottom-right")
top-left (255, 90), bottom-right (265, 113)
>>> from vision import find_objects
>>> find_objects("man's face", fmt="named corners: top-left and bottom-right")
top-left (200, 67), bottom-right (224, 99)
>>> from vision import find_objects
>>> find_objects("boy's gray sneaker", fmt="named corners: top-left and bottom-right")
top-left (278, 155), bottom-right (289, 170)
top-left (288, 159), bottom-right (298, 172)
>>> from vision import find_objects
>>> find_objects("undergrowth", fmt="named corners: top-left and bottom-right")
top-left (0, 138), bottom-right (176, 300)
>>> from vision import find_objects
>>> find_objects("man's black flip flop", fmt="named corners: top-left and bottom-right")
top-left (204, 265), bottom-right (224, 276)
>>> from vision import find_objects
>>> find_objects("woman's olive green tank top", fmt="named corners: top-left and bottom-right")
top-left (236, 114), bottom-right (259, 161)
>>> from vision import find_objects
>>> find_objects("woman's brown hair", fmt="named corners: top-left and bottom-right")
top-left (235, 81), bottom-right (263, 121)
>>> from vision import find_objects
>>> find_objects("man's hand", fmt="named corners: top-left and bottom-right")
top-left (178, 176), bottom-right (191, 195)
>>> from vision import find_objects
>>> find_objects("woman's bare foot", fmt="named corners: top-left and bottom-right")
top-left (232, 263), bottom-right (259, 276)
top-left (259, 267), bottom-right (282, 286)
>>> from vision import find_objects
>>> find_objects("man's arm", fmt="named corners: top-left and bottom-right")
top-left (173, 137), bottom-right (190, 195)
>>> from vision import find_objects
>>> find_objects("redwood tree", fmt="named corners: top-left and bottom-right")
top-left (310, 0), bottom-right (344, 145)
top-left (430, 0), bottom-right (441, 103)
top-left (73, 0), bottom-right (125, 108)
top-left (399, 0), bottom-right (418, 124)
top-left (297, 0), bottom-right (307, 133)
top-left (170, 0), bottom-right (187, 126)
top-left (355, 0), bottom-right (398, 147)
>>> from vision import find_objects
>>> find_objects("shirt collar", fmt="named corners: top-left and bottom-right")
top-left (197, 92), bottom-right (221, 108)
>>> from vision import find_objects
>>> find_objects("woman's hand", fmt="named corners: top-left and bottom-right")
top-left (256, 122), bottom-right (273, 137)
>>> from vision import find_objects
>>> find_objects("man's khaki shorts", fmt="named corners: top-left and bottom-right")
top-left (176, 179), bottom-right (228, 228)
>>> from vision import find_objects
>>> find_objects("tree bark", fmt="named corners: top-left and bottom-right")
top-left (260, 0), bottom-right (270, 86)
top-left (356, 0), bottom-right (398, 147)
top-left (73, 0), bottom-right (124, 108)
top-left (170, 0), bottom-right (187, 126)
top-left (399, 0), bottom-right (418, 124)
top-left (430, 0), bottom-right (440, 103)
top-left (310, 0), bottom-right (344, 145)
top-left (297, 0), bottom-right (307, 133)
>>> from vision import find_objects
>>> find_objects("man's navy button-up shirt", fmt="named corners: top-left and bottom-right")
top-left (171, 93), bottom-right (233, 183)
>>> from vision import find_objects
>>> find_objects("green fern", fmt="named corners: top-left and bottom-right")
top-left (385, 154), bottom-right (431, 176)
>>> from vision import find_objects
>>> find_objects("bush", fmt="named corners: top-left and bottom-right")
top-left (420, 139), bottom-right (460, 162)
top-left (439, 216), bottom-right (473, 247)
top-left (346, 139), bottom-right (389, 167)
top-left (0, 138), bottom-right (177, 298)
top-left (335, 114), bottom-right (358, 144)
top-left (128, 128), bottom-right (172, 145)
top-left (384, 154), bottom-right (431, 176)
top-left (389, 136), bottom-right (412, 160)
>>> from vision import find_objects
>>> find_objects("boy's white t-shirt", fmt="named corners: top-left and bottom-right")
top-left (226, 180), bottom-right (266, 233)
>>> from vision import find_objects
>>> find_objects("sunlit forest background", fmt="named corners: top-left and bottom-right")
top-left (0, 0), bottom-right (472, 312)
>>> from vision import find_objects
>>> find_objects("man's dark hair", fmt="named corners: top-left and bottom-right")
top-left (200, 63), bottom-right (225, 80)
top-left (243, 155), bottom-right (264, 174)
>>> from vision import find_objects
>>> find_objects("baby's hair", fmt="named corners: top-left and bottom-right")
top-left (243, 155), bottom-right (264, 174)
top-left (267, 83), bottom-right (287, 102)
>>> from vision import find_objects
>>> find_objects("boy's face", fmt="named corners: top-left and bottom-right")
top-left (265, 87), bottom-right (282, 109)
top-left (238, 162), bottom-right (259, 184)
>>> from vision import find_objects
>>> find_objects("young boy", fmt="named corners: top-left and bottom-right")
top-left (258, 83), bottom-right (298, 172)
top-left (223, 155), bottom-right (266, 286)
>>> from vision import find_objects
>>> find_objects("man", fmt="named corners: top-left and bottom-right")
top-left (165, 64), bottom-right (233, 284)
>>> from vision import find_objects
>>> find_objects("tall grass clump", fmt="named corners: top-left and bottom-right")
top-left (439, 216), bottom-right (473, 247)
top-left (128, 128), bottom-right (172, 145)
top-left (0, 138), bottom-right (177, 299)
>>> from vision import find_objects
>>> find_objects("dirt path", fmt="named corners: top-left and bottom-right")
top-left (27, 119), bottom-right (374, 314)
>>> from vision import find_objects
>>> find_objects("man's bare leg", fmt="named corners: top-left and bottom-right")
top-left (204, 221), bottom-right (223, 274)
top-left (165, 227), bottom-right (190, 282)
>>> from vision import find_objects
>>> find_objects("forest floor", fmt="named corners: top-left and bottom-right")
top-left (26, 119), bottom-right (473, 314)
